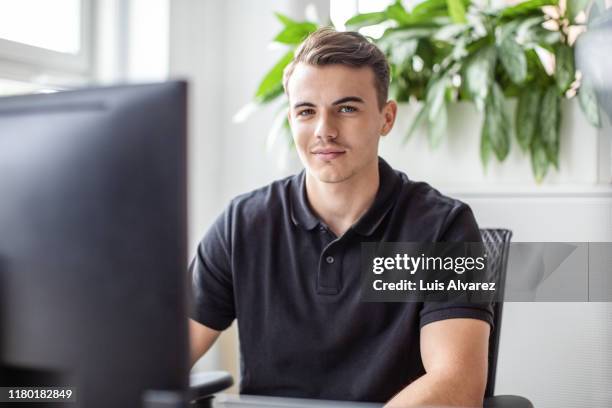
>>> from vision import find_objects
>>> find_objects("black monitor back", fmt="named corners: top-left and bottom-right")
top-left (0, 81), bottom-right (189, 407)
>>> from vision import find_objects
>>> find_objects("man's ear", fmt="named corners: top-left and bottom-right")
top-left (380, 100), bottom-right (398, 136)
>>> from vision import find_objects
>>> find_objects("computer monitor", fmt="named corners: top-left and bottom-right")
top-left (0, 81), bottom-right (190, 407)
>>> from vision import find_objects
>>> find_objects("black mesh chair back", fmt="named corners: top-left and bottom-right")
top-left (480, 228), bottom-right (512, 398)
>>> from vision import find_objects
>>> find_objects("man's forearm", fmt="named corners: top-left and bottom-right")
top-left (384, 371), bottom-right (485, 408)
top-left (189, 319), bottom-right (221, 367)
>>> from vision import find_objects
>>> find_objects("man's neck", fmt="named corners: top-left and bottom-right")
top-left (305, 160), bottom-right (380, 237)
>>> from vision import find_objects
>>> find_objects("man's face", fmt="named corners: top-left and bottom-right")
top-left (287, 63), bottom-right (396, 184)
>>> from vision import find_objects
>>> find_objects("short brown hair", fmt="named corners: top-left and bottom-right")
top-left (282, 27), bottom-right (390, 109)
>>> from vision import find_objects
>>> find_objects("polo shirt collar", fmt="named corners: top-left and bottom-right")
top-left (289, 157), bottom-right (402, 236)
top-left (289, 168), bottom-right (320, 230)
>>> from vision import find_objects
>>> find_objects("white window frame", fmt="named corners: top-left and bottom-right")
top-left (0, 0), bottom-right (94, 88)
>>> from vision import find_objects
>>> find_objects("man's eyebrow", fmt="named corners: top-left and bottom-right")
top-left (293, 97), bottom-right (365, 109)
top-left (332, 96), bottom-right (365, 105)
top-left (293, 101), bottom-right (315, 109)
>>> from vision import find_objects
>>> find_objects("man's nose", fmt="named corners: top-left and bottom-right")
top-left (315, 113), bottom-right (339, 140)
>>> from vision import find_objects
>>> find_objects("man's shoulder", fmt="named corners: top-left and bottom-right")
top-left (389, 168), bottom-right (479, 240)
top-left (225, 173), bottom-right (297, 219)
top-left (394, 170), bottom-right (468, 213)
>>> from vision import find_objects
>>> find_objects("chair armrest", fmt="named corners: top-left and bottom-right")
top-left (484, 395), bottom-right (533, 408)
top-left (190, 371), bottom-right (234, 407)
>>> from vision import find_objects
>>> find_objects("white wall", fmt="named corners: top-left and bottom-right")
top-left (168, 1), bottom-right (612, 405)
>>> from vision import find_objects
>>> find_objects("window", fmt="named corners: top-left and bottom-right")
top-left (0, 0), bottom-right (82, 54)
top-left (0, 0), bottom-right (93, 96)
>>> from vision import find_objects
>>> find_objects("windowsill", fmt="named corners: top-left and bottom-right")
top-left (437, 183), bottom-right (612, 198)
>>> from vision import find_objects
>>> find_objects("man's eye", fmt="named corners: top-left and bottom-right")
top-left (339, 106), bottom-right (357, 113)
top-left (298, 109), bottom-right (315, 117)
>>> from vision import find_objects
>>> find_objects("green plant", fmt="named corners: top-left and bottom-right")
top-left (251, 1), bottom-right (602, 182)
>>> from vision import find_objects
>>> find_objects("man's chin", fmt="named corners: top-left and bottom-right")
top-left (311, 168), bottom-right (352, 184)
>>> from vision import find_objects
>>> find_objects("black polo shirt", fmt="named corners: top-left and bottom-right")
top-left (189, 157), bottom-right (493, 403)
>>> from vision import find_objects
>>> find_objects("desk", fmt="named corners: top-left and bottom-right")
top-left (214, 394), bottom-right (382, 408)
top-left (212, 393), bottom-right (532, 408)
top-left (192, 373), bottom-right (530, 408)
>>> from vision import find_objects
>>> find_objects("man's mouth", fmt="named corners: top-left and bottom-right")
top-left (311, 148), bottom-right (346, 161)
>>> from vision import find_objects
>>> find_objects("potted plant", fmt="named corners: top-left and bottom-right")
top-left (247, 0), bottom-right (604, 182)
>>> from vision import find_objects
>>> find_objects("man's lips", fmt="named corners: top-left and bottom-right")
top-left (311, 149), bottom-right (346, 160)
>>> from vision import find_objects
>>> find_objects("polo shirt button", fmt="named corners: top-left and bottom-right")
top-left (326, 256), bottom-right (334, 264)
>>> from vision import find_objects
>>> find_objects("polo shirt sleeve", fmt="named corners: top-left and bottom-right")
top-left (188, 208), bottom-right (236, 331)
top-left (419, 202), bottom-right (495, 329)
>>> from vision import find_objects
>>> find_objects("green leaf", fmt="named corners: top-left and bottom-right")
top-left (448, 35), bottom-right (469, 61)
top-left (555, 44), bottom-right (575, 93)
top-left (516, 87), bottom-right (543, 151)
top-left (255, 50), bottom-right (294, 103)
top-left (540, 85), bottom-right (561, 168)
top-left (567, 0), bottom-right (590, 23)
top-left (428, 102), bottom-right (448, 148)
top-left (462, 45), bottom-right (496, 111)
top-left (578, 78), bottom-right (601, 128)
top-left (345, 11), bottom-right (387, 29)
top-left (407, 3), bottom-right (454, 26)
top-left (379, 27), bottom-right (439, 43)
top-left (434, 23), bottom-right (468, 42)
top-left (274, 22), bottom-right (318, 44)
top-left (480, 124), bottom-right (492, 170)
top-left (498, 19), bottom-right (522, 41)
top-left (274, 12), bottom-right (297, 27)
top-left (413, 0), bottom-right (448, 17)
top-left (525, 49), bottom-right (549, 85)
top-left (530, 136), bottom-right (550, 182)
top-left (257, 83), bottom-right (284, 104)
top-left (411, 11), bottom-right (453, 24)
top-left (528, 27), bottom-right (562, 47)
top-left (404, 103), bottom-right (428, 144)
top-left (498, 34), bottom-right (528, 84)
top-left (517, 15), bottom-right (545, 36)
top-left (517, 17), bottom-right (562, 49)
top-left (388, 39), bottom-right (419, 66)
top-left (501, 0), bottom-right (559, 18)
top-left (426, 78), bottom-right (449, 148)
top-left (483, 83), bottom-right (511, 161)
top-left (386, 2), bottom-right (411, 25)
top-left (427, 78), bottom-right (447, 121)
top-left (446, 0), bottom-right (467, 23)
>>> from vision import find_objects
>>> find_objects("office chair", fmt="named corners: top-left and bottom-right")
top-left (480, 229), bottom-right (533, 408)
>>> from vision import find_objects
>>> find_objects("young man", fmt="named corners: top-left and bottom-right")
top-left (189, 28), bottom-right (492, 407)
